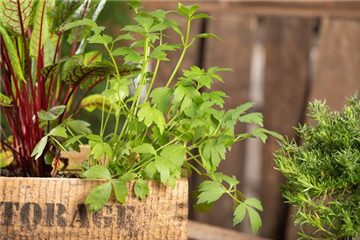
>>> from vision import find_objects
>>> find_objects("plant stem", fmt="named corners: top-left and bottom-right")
top-left (165, 19), bottom-right (191, 88)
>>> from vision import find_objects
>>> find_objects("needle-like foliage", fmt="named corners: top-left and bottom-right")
top-left (274, 94), bottom-right (360, 240)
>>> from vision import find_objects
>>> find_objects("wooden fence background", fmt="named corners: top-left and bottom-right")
top-left (141, 1), bottom-right (360, 239)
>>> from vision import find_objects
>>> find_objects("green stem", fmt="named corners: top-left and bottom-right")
top-left (165, 19), bottom-right (191, 88)
top-left (144, 32), bottom-right (163, 102)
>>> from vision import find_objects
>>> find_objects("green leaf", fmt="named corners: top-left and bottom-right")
top-left (154, 156), bottom-right (174, 185)
top-left (197, 181), bottom-right (225, 204)
top-left (133, 143), bottom-right (157, 155)
top-left (121, 25), bottom-right (144, 34)
top-left (160, 144), bottom-right (185, 169)
top-left (0, 151), bottom-right (14, 168)
top-left (149, 44), bottom-right (179, 61)
top-left (247, 206), bottom-right (262, 234)
top-left (150, 87), bottom-right (174, 113)
top-left (81, 165), bottom-right (111, 180)
top-left (31, 136), bottom-right (48, 160)
top-left (112, 179), bottom-right (128, 204)
top-left (112, 47), bottom-right (142, 63)
top-left (134, 16), bottom-right (154, 31)
top-left (63, 62), bottom-right (113, 85)
top-left (192, 13), bottom-right (213, 20)
top-left (233, 102), bottom-right (255, 118)
top-left (143, 162), bottom-right (157, 179)
top-left (65, 119), bottom-right (92, 134)
top-left (37, 105), bottom-right (66, 121)
top-left (138, 103), bottom-right (166, 134)
top-left (29, 0), bottom-right (49, 58)
top-left (119, 173), bottom-right (137, 182)
top-left (80, 94), bottom-right (115, 113)
top-left (0, 93), bottom-right (12, 107)
top-left (245, 198), bottom-right (263, 211)
top-left (64, 135), bottom-right (83, 147)
top-left (134, 179), bottom-right (149, 200)
top-left (213, 173), bottom-right (239, 188)
top-left (0, 0), bottom-right (36, 36)
top-left (202, 140), bottom-right (226, 169)
top-left (50, 0), bottom-right (82, 32)
top-left (84, 181), bottom-right (112, 212)
top-left (233, 203), bottom-right (246, 226)
top-left (0, 26), bottom-right (25, 82)
top-left (84, 51), bottom-right (102, 66)
top-left (113, 33), bottom-right (135, 43)
top-left (49, 126), bottom-right (68, 139)
top-left (91, 142), bottom-right (112, 159)
top-left (127, 0), bottom-right (141, 11)
top-left (194, 33), bottom-right (223, 42)
top-left (192, 191), bottom-right (214, 213)
top-left (62, 18), bottom-right (99, 31)
top-left (44, 151), bottom-right (55, 165)
top-left (239, 112), bottom-right (263, 126)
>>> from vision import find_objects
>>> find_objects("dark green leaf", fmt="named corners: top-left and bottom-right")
top-left (84, 181), bottom-right (112, 212)
top-left (37, 105), bottom-right (66, 121)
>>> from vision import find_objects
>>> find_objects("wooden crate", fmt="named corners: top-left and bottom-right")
top-left (0, 177), bottom-right (188, 240)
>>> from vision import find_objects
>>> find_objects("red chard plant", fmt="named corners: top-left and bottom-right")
top-left (0, 0), bottom-right (117, 176)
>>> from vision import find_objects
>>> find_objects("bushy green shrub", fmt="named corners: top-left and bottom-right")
top-left (274, 94), bottom-right (360, 239)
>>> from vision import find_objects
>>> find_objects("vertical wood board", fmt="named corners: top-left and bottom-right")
top-left (260, 17), bottom-right (315, 239)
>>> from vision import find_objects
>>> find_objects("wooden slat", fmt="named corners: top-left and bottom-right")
top-left (309, 17), bottom-right (360, 110)
top-left (190, 12), bottom-right (256, 229)
top-left (188, 220), bottom-right (273, 240)
top-left (260, 17), bottom-right (315, 239)
top-left (144, 1), bottom-right (360, 19)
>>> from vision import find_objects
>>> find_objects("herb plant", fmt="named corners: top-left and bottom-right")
top-left (32, 2), bottom-right (280, 233)
top-left (274, 94), bottom-right (360, 239)
top-left (0, 0), bottom-right (110, 176)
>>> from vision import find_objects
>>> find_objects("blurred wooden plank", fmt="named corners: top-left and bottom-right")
top-left (144, 1), bottom-right (360, 18)
top-left (188, 220), bottom-right (273, 240)
top-left (190, 13), bottom-right (256, 229)
top-left (309, 18), bottom-right (360, 110)
top-left (260, 17), bottom-right (315, 239)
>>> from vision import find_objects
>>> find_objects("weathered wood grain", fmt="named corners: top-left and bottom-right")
top-left (260, 17), bottom-right (315, 239)
top-left (309, 17), bottom-right (360, 110)
top-left (143, 1), bottom-right (360, 19)
top-left (0, 177), bottom-right (188, 240)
